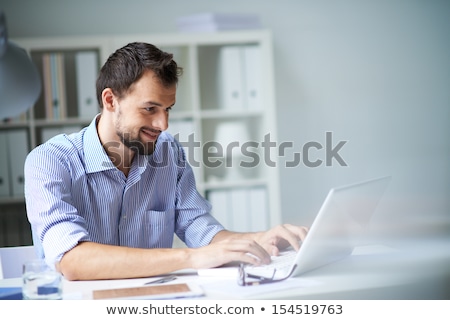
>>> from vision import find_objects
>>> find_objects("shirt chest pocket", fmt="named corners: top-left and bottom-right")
top-left (145, 209), bottom-right (176, 235)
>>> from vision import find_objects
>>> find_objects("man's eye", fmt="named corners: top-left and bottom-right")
top-left (166, 107), bottom-right (172, 112)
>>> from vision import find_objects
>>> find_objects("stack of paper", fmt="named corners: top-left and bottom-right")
top-left (176, 13), bottom-right (261, 33)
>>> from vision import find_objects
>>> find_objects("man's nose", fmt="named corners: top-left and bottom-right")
top-left (151, 110), bottom-right (168, 131)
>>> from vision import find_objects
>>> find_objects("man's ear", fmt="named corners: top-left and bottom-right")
top-left (102, 88), bottom-right (115, 111)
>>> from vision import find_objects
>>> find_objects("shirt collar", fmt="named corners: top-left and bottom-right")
top-left (83, 115), bottom-right (116, 174)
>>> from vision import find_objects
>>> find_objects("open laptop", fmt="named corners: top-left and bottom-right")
top-left (245, 175), bottom-right (392, 280)
top-left (199, 176), bottom-right (391, 280)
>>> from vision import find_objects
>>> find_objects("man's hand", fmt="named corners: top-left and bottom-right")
top-left (253, 224), bottom-right (309, 256)
top-left (201, 224), bottom-right (309, 269)
top-left (189, 237), bottom-right (271, 270)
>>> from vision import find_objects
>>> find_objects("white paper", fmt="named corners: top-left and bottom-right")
top-left (201, 277), bottom-right (321, 298)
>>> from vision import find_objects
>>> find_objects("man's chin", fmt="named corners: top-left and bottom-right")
top-left (138, 141), bottom-right (156, 156)
top-left (121, 139), bottom-right (155, 156)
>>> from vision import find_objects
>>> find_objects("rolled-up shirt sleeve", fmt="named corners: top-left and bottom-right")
top-left (24, 142), bottom-right (90, 269)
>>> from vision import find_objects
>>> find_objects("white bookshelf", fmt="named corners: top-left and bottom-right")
top-left (0, 30), bottom-right (281, 246)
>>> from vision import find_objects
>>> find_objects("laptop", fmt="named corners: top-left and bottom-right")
top-left (199, 176), bottom-right (391, 280)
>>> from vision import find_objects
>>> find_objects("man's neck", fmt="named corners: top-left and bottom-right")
top-left (96, 114), bottom-right (135, 177)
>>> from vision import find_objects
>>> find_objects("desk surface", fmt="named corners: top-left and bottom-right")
top-left (1, 239), bottom-right (449, 300)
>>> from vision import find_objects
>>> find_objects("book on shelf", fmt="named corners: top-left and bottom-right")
top-left (218, 46), bottom-right (245, 110)
top-left (42, 53), bottom-right (67, 120)
top-left (217, 45), bottom-right (263, 111)
top-left (0, 129), bottom-right (29, 197)
top-left (75, 51), bottom-right (100, 120)
top-left (40, 50), bottom-right (99, 121)
top-left (242, 45), bottom-right (263, 111)
top-left (248, 186), bottom-right (269, 231)
top-left (207, 187), bottom-right (269, 232)
top-left (229, 188), bottom-right (251, 232)
top-left (0, 132), bottom-right (11, 198)
top-left (167, 119), bottom-right (201, 178)
top-left (208, 189), bottom-right (231, 229)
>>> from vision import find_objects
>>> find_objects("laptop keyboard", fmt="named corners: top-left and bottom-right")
top-left (245, 249), bottom-right (297, 279)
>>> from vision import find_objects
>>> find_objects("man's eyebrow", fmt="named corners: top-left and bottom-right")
top-left (145, 101), bottom-right (163, 107)
top-left (144, 101), bottom-right (175, 108)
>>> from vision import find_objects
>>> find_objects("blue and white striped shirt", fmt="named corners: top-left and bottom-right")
top-left (24, 116), bottom-right (224, 267)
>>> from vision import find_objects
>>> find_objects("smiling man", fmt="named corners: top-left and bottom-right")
top-left (24, 42), bottom-right (308, 280)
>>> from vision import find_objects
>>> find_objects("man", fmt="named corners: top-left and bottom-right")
top-left (25, 42), bottom-right (308, 281)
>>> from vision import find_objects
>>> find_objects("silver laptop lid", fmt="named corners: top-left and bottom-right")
top-left (292, 176), bottom-right (391, 276)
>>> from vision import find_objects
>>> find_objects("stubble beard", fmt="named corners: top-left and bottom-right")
top-left (115, 121), bottom-right (156, 156)
top-left (117, 129), bottom-right (156, 155)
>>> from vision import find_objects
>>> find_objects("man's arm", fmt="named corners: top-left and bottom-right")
top-left (57, 235), bottom-right (278, 280)
top-left (57, 242), bottom-right (190, 280)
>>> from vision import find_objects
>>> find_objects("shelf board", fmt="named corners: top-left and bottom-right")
top-left (0, 196), bottom-right (25, 205)
top-left (0, 120), bottom-right (30, 129)
top-left (33, 117), bottom-right (92, 127)
top-left (200, 109), bottom-right (263, 119)
top-left (201, 177), bottom-right (267, 191)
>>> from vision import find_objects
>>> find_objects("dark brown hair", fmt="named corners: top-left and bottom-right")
top-left (96, 42), bottom-right (183, 108)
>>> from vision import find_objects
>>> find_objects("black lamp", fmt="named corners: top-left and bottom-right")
top-left (0, 11), bottom-right (41, 120)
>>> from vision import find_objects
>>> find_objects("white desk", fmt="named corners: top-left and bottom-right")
top-left (1, 239), bottom-right (449, 300)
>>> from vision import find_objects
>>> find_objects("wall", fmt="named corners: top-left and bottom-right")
top-left (2, 0), bottom-right (449, 243)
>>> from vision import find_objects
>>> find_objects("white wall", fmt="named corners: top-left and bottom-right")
top-left (2, 0), bottom-right (449, 242)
